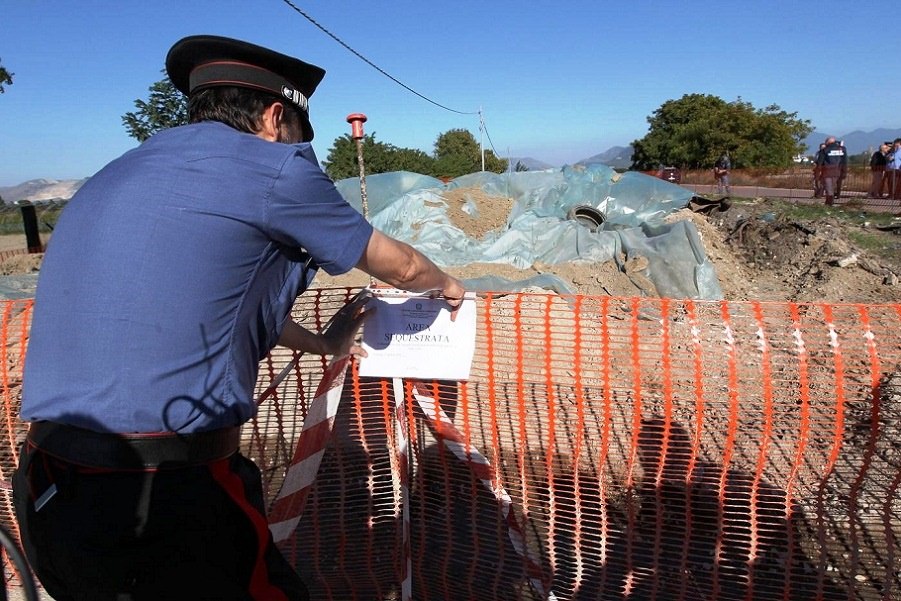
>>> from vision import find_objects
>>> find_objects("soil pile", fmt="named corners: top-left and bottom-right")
top-left (441, 187), bottom-right (515, 240)
top-left (0, 191), bottom-right (898, 303)
top-left (317, 187), bottom-right (901, 303)
top-left (704, 201), bottom-right (901, 303)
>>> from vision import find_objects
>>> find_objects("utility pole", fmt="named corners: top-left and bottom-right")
top-left (479, 107), bottom-right (485, 172)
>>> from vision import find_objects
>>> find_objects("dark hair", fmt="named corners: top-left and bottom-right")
top-left (188, 86), bottom-right (302, 135)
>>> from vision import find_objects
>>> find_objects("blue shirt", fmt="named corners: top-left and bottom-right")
top-left (888, 146), bottom-right (901, 171)
top-left (22, 121), bottom-right (373, 433)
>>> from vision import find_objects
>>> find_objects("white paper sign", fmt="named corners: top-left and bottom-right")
top-left (358, 290), bottom-right (477, 380)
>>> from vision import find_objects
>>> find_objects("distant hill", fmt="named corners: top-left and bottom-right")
top-left (575, 130), bottom-right (901, 167)
top-left (508, 157), bottom-right (555, 171)
top-left (7, 131), bottom-right (898, 194)
top-left (0, 178), bottom-right (86, 204)
top-left (803, 128), bottom-right (901, 156)
top-left (576, 146), bottom-right (633, 169)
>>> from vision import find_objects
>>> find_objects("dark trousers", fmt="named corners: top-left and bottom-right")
top-left (869, 170), bottom-right (885, 197)
top-left (13, 441), bottom-right (308, 601)
top-left (822, 175), bottom-right (836, 204)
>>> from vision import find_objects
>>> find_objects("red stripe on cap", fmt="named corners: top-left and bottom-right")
top-left (189, 61), bottom-right (309, 114)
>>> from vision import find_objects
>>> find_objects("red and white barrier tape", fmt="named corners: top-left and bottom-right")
top-left (266, 364), bottom-right (553, 600)
top-left (412, 384), bottom-right (556, 601)
top-left (268, 355), bottom-right (350, 542)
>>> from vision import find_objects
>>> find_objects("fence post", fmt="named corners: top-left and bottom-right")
top-left (17, 201), bottom-right (42, 253)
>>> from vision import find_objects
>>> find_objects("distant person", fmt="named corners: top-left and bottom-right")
top-left (12, 34), bottom-right (465, 601)
top-left (713, 152), bottom-right (732, 195)
top-left (814, 136), bottom-right (847, 206)
top-left (889, 138), bottom-right (901, 201)
top-left (882, 141), bottom-right (896, 197)
top-left (835, 140), bottom-right (848, 198)
top-left (812, 142), bottom-right (827, 198)
top-left (868, 143), bottom-right (890, 197)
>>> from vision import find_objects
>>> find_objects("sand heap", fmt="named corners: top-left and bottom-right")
top-left (0, 187), bottom-right (897, 304)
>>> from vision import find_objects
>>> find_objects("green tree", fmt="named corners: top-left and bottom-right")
top-left (122, 72), bottom-right (188, 142)
top-left (322, 133), bottom-right (433, 180)
top-left (630, 94), bottom-right (812, 170)
top-left (433, 129), bottom-right (507, 177)
top-left (390, 147), bottom-right (436, 174)
top-left (0, 58), bottom-right (13, 93)
top-left (322, 128), bottom-right (508, 180)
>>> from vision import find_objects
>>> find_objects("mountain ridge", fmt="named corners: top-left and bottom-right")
top-left (802, 128), bottom-right (901, 155)
top-left (0, 178), bottom-right (88, 204)
top-left (5, 127), bottom-right (900, 198)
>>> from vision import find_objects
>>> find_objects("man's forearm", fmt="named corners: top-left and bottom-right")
top-left (278, 320), bottom-right (328, 354)
top-left (356, 229), bottom-right (456, 293)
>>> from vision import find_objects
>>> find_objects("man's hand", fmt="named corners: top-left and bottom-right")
top-left (277, 290), bottom-right (374, 358)
top-left (433, 275), bottom-right (465, 322)
top-left (321, 290), bottom-right (374, 358)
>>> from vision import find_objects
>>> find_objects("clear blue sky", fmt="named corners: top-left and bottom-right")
top-left (1, 1), bottom-right (897, 186)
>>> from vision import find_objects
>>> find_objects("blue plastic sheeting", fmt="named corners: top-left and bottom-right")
top-left (0, 274), bottom-right (38, 300)
top-left (335, 167), bottom-right (723, 300)
top-left (335, 171), bottom-right (443, 217)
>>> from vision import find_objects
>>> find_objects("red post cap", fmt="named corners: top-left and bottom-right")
top-left (346, 113), bottom-right (368, 140)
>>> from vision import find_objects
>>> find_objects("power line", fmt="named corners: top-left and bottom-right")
top-left (480, 110), bottom-right (502, 159)
top-left (279, 1), bottom-right (478, 116)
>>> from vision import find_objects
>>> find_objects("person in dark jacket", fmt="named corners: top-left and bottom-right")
top-left (834, 140), bottom-right (849, 198)
top-left (868, 143), bottom-right (890, 197)
top-left (812, 142), bottom-right (826, 198)
top-left (713, 152), bottom-right (732, 195)
top-left (814, 137), bottom-right (847, 206)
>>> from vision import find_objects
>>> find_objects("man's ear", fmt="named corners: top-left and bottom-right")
top-left (258, 103), bottom-right (284, 142)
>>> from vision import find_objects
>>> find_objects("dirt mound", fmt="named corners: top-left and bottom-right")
top-left (706, 203), bottom-right (901, 303)
top-left (442, 187), bottom-right (515, 240)
top-left (320, 190), bottom-right (900, 303)
top-left (0, 251), bottom-right (43, 276)
top-left (1, 193), bottom-right (898, 303)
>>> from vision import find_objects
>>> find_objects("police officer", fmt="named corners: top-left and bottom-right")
top-left (814, 136), bottom-right (847, 206)
top-left (12, 35), bottom-right (465, 600)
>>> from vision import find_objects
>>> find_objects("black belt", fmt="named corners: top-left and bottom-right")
top-left (26, 421), bottom-right (240, 469)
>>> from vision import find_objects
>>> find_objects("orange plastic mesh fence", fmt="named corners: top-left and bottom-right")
top-left (0, 299), bottom-right (34, 592)
top-left (1, 291), bottom-right (900, 600)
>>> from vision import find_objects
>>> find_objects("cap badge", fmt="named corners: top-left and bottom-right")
top-left (281, 85), bottom-right (309, 113)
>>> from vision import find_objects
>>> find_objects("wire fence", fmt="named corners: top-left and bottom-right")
top-left (0, 290), bottom-right (899, 600)
top-left (679, 166), bottom-right (901, 211)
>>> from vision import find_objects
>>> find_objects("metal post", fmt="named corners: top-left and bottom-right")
top-left (346, 113), bottom-right (370, 222)
top-left (346, 113), bottom-right (375, 288)
top-left (17, 201), bottom-right (42, 253)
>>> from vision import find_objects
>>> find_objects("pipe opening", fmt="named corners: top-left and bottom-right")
top-left (567, 205), bottom-right (606, 232)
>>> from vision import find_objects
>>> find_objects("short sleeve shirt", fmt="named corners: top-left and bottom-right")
top-left (22, 122), bottom-right (373, 433)
top-left (889, 148), bottom-right (901, 171)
